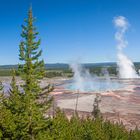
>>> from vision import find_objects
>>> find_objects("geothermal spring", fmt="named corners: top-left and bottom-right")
top-left (51, 16), bottom-right (140, 130)
top-left (1, 16), bottom-right (140, 129)
top-left (58, 16), bottom-right (140, 93)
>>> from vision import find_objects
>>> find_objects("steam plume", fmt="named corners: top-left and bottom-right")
top-left (69, 62), bottom-right (120, 92)
top-left (70, 62), bottom-right (94, 92)
top-left (114, 16), bottom-right (139, 78)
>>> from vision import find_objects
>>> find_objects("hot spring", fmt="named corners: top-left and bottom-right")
top-left (64, 16), bottom-right (139, 93)
top-left (67, 62), bottom-right (125, 92)
top-left (64, 79), bottom-right (124, 92)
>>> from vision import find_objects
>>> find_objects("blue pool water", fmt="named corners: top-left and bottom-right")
top-left (64, 80), bottom-right (124, 92)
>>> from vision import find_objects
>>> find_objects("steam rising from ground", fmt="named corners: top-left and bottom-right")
top-left (114, 16), bottom-right (139, 78)
top-left (69, 62), bottom-right (94, 91)
top-left (69, 62), bottom-right (122, 92)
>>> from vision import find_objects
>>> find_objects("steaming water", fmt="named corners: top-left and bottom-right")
top-left (64, 79), bottom-right (123, 92)
top-left (69, 62), bottom-right (123, 92)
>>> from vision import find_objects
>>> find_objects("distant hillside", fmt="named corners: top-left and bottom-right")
top-left (45, 63), bottom-right (118, 69)
top-left (45, 63), bottom-right (69, 69)
top-left (0, 62), bottom-right (140, 70)
top-left (0, 65), bottom-right (18, 69)
top-left (0, 64), bottom-right (69, 70)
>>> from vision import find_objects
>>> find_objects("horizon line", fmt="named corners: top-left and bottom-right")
top-left (0, 61), bottom-right (140, 66)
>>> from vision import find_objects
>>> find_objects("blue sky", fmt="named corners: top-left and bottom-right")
top-left (0, 0), bottom-right (140, 64)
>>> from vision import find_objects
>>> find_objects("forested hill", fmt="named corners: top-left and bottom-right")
top-left (0, 62), bottom-right (140, 69)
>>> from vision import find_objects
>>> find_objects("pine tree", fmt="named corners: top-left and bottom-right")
top-left (18, 7), bottom-right (53, 139)
top-left (19, 6), bottom-right (45, 94)
top-left (92, 94), bottom-right (101, 119)
top-left (0, 7), bottom-right (53, 139)
top-left (50, 108), bottom-right (70, 139)
top-left (0, 72), bottom-right (22, 139)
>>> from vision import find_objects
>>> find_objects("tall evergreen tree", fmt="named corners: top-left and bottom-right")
top-left (0, 7), bottom-right (53, 139)
top-left (19, 6), bottom-right (45, 94)
top-left (18, 7), bottom-right (53, 139)
top-left (1, 8), bottom-right (52, 139)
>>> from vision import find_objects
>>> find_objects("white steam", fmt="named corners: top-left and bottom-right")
top-left (69, 62), bottom-right (121, 92)
top-left (70, 62), bottom-right (94, 92)
top-left (114, 16), bottom-right (139, 78)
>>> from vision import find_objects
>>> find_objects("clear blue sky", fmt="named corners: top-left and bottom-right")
top-left (0, 0), bottom-right (140, 65)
